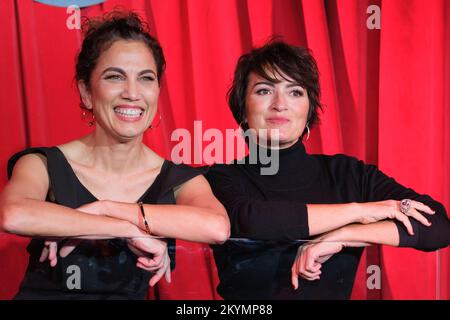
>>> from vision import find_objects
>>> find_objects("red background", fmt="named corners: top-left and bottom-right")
top-left (0, 0), bottom-right (449, 299)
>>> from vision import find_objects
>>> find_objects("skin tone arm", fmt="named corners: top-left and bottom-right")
top-left (307, 200), bottom-right (434, 237)
top-left (291, 220), bottom-right (404, 289)
top-left (0, 154), bottom-right (142, 239)
top-left (90, 174), bottom-right (230, 244)
top-left (1, 154), bottom-right (173, 287)
top-left (0, 154), bottom-right (230, 244)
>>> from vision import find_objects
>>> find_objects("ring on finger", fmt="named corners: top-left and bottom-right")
top-left (399, 199), bottom-right (412, 215)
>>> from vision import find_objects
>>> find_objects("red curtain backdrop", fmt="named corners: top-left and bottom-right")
top-left (0, 0), bottom-right (449, 299)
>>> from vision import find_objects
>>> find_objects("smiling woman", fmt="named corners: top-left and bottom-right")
top-left (78, 40), bottom-right (160, 139)
top-left (0, 11), bottom-right (229, 300)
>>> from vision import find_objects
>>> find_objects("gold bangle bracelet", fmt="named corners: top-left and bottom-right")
top-left (138, 202), bottom-right (151, 235)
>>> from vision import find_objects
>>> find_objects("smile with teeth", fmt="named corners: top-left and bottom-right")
top-left (114, 106), bottom-right (144, 118)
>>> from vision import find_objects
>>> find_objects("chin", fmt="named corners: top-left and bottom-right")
top-left (113, 128), bottom-right (144, 141)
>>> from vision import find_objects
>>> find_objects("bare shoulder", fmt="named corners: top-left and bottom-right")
top-left (12, 153), bottom-right (48, 177)
top-left (7, 153), bottom-right (49, 200)
top-left (174, 174), bottom-right (211, 201)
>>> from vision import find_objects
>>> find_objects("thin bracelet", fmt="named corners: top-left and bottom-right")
top-left (138, 202), bottom-right (151, 235)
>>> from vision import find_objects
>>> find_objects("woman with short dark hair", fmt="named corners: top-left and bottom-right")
top-left (207, 41), bottom-right (450, 299)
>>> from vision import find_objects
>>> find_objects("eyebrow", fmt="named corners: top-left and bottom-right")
top-left (252, 81), bottom-right (303, 88)
top-left (101, 67), bottom-right (156, 77)
top-left (253, 81), bottom-right (275, 88)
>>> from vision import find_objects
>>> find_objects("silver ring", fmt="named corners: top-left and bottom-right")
top-left (400, 199), bottom-right (412, 215)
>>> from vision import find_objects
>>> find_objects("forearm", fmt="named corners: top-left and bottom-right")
top-left (1, 198), bottom-right (141, 239)
top-left (324, 220), bottom-right (400, 247)
top-left (307, 203), bottom-right (363, 236)
top-left (102, 200), bottom-right (228, 244)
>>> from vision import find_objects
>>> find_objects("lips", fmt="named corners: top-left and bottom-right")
top-left (113, 105), bottom-right (145, 122)
top-left (266, 117), bottom-right (289, 125)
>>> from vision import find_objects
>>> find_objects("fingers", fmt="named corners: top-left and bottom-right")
top-left (291, 268), bottom-right (299, 290)
top-left (46, 241), bottom-right (58, 267)
top-left (148, 269), bottom-right (164, 287)
top-left (301, 267), bottom-right (321, 281)
top-left (149, 253), bottom-right (170, 287)
top-left (137, 255), bottom-right (163, 272)
top-left (39, 246), bottom-right (49, 263)
top-left (305, 256), bottom-right (321, 273)
top-left (394, 211), bottom-right (414, 235)
top-left (127, 242), bottom-right (146, 257)
top-left (165, 262), bottom-right (171, 283)
top-left (406, 208), bottom-right (431, 226)
top-left (291, 261), bottom-right (321, 290)
top-left (411, 201), bottom-right (435, 215)
top-left (394, 200), bottom-right (434, 235)
top-left (291, 247), bottom-right (321, 290)
top-left (59, 239), bottom-right (82, 258)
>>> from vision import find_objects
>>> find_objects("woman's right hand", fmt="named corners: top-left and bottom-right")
top-left (38, 202), bottom-right (107, 265)
top-left (127, 237), bottom-right (171, 287)
top-left (357, 200), bottom-right (434, 235)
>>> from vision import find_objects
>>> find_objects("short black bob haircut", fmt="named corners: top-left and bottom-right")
top-left (227, 41), bottom-right (322, 136)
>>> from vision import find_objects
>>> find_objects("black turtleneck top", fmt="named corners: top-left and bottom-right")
top-left (206, 140), bottom-right (450, 299)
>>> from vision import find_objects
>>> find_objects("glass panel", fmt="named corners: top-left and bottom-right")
top-left (1, 233), bottom-right (444, 300)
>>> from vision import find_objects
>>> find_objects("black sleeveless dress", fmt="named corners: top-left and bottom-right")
top-left (7, 147), bottom-right (207, 299)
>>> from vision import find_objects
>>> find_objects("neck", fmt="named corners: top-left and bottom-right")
top-left (79, 129), bottom-right (149, 176)
top-left (250, 136), bottom-right (300, 150)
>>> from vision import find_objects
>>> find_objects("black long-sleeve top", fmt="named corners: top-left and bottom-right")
top-left (206, 140), bottom-right (450, 299)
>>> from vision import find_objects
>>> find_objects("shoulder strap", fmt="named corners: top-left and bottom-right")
top-left (144, 161), bottom-right (208, 204)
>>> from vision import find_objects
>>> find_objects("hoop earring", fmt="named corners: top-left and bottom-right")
top-left (149, 110), bottom-right (162, 129)
top-left (305, 123), bottom-right (310, 141)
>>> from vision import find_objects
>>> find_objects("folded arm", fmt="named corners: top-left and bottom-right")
top-left (0, 154), bottom-right (142, 239)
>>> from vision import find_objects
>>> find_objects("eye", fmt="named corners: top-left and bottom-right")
top-left (104, 74), bottom-right (124, 81)
top-left (291, 89), bottom-right (305, 97)
top-left (140, 75), bottom-right (156, 82)
top-left (256, 88), bottom-right (271, 95)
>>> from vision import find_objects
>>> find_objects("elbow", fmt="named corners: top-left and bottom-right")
top-left (0, 201), bottom-right (24, 234)
top-left (410, 215), bottom-right (450, 252)
top-left (209, 214), bottom-right (230, 245)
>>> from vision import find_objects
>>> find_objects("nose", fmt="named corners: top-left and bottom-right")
top-left (121, 78), bottom-right (140, 101)
top-left (271, 91), bottom-right (288, 111)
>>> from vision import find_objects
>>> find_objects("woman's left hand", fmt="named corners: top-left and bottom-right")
top-left (291, 239), bottom-right (344, 290)
top-left (127, 237), bottom-right (171, 287)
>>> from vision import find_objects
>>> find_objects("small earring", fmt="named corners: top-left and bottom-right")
top-left (88, 115), bottom-right (96, 127)
top-left (81, 107), bottom-right (95, 127)
top-left (305, 123), bottom-right (310, 141)
top-left (149, 110), bottom-right (162, 129)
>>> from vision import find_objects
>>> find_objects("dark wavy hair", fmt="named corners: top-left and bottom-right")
top-left (76, 10), bottom-right (166, 90)
top-left (227, 41), bottom-right (322, 136)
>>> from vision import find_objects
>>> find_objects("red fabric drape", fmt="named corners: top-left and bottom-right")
top-left (0, 0), bottom-right (448, 299)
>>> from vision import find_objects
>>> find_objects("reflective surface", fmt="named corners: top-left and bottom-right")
top-left (0, 233), bottom-right (444, 299)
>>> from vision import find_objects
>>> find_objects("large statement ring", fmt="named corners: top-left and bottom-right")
top-left (400, 199), bottom-right (412, 215)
